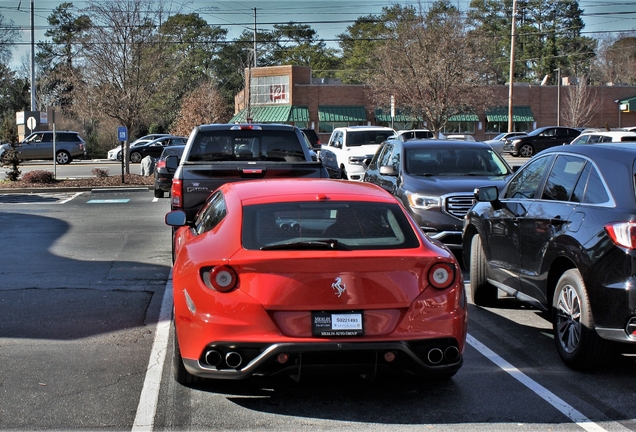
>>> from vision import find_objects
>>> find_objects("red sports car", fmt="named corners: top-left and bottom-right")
top-left (166, 178), bottom-right (467, 384)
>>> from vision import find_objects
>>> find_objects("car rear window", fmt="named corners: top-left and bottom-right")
top-left (186, 130), bottom-right (306, 162)
top-left (241, 201), bottom-right (420, 250)
top-left (347, 131), bottom-right (394, 146)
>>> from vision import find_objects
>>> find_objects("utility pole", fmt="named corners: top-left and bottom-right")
top-left (507, 0), bottom-right (518, 133)
top-left (253, 8), bottom-right (257, 67)
top-left (30, 0), bottom-right (36, 111)
top-left (555, 67), bottom-right (561, 126)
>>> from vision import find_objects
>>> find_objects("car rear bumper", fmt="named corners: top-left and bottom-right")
top-left (182, 339), bottom-right (463, 380)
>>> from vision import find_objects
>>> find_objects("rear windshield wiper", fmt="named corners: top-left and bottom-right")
top-left (261, 239), bottom-right (345, 250)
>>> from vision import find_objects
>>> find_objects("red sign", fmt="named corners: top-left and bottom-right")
top-left (270, 85), bottom-right (286, 102)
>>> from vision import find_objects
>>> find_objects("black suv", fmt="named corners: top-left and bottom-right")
top-left (502, 126), bottom-right (581, 157)
top-left (464, 143), bottom-right (636, 370)
top-left (363, 139), bottom-right (513, 250)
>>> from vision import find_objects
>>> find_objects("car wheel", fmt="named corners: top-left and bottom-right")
top-left (154, 188), bottom-right (165, 198)
top-left (173, 319), bottom-right (202, 386)
top-left (130, 152), bottom-right (142, 163)
top-left (518, 144), bottom-right (534, 158)
top-left (469, 235), bottom-right (498, 306)
top-left (117, 151), bottom-right (122, 161)
top-left (56, 150), bottom-right (71, 164)
top-left (552, 269), bottom-right (609, 370)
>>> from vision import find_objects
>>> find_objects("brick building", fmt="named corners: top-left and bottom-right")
top-left (232, 65), bottom-right (636, 141)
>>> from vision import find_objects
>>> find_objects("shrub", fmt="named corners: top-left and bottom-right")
top-left (2, 149), bottom-right (21, 181)
top-left (21, 170), bottom-right (56, 184)
top-left (92, 167), bottom-right (109, 178)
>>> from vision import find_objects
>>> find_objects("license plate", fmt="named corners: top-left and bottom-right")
top-left (312, 311), bottom-right (363, 336)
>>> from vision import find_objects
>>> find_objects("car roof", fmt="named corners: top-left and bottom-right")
top-left (334, 126), bottom-right (395, 132)
top-left (543, 142), bottom-right (636, 159)
top-left (223, 179), bottom-right (394, 204)
top-left (201, 123), bottom-right (297, 131)
top-left (577, 131), bottom-right (636, 138)
top-left (399, 139), bottom-right (492, 150)
top-left (147, 135), bottom-right (186, 143)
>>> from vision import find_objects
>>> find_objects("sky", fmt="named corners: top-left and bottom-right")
top-left (2, 0), bottom-right (636, 71)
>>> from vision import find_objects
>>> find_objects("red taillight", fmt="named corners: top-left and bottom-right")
top-left (203, 265), bottom-right (238, 293)
top-left (428, 262), bottom-right (455, 289)
top-left (605, 222), bottom-right (636, 249)
top-left (171, 179), bottom-right (183, 208)
top-left (156, 159), bottom-right (166, 169)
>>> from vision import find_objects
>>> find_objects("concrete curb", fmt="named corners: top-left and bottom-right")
top-left (0, 186), bottom-right (153, 194)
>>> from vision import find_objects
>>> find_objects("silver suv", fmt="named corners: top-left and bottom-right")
top-left (0, 131), bottom-right (86, 164)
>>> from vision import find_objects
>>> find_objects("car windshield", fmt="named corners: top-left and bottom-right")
top-left (493, 133), bottom-right (506, 140)
top-left (347, 131), bottom-right (394, 146)
top-left (405, 147), bottom-right (510, 176)
top-left (241, 201), bottom-right (420, 250)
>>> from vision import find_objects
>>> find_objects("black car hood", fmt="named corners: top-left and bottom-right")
top-left (403, 174), bottom-right (511, 195)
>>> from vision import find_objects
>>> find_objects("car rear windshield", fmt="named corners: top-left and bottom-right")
top-left (405, 148), bottom-right (510, 176)
top-left (241, 201), bottom-right (420, 250)
top-left (186, 129), bottom-right (306, 162)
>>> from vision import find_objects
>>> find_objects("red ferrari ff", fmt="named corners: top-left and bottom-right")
top-left (165, 179), bottom-right (467, 384)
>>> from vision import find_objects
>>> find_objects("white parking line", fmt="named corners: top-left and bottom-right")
top-left (466, 334), bottom-right (607, 432)
top-left (132, 272), bottom-right (173, 432)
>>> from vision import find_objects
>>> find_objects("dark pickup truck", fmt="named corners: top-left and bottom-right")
top-left (167, 123), bottom-right (330, 222)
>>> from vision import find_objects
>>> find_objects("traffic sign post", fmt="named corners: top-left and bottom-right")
top-left (118, 126), bottom-right (128, 183)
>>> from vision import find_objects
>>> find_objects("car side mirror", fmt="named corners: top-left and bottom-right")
top-left (379, 165), bottom-right (397, 176)
top-left (165, 210), bottom-right (187, 227)
top-left (165, 154), bottom-right (179, 171)
top-left (475, 186), bottom-right (499, 202)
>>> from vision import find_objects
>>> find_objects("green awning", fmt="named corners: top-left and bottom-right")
top-left (318, 106), bottom-right (367, 122)
top-left (374, 108), bottom-right (420, 123)
top-left (448, 113), bottom-right (479, 122)
top-left (486, 106), bottom-right (534, 122)
top-left (619, 96), bottom-right (636, 112)
top-left (229, 105), bottom-right (309, 123)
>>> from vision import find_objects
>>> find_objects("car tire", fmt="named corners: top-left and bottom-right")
top-left (469, 235), bottom-right (498, 306)
top-left (552, 269), bottom-right (610, 370)
top-left (117, 151), bottom-right (122, 161)
top-left (56, 150), bottom-right (72, 165)
top-left (173, 319), bottom-right (202, 386)
top-left (130, 152), bottom-right (142, 163)
top-left (518, 144), bottom-right (534, 158)
top-left (154, 188), bottom-right (165, 198)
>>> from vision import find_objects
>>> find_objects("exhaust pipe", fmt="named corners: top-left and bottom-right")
top-left (225, 351), bottom-right (242, 368)
top-left (427, 348), bottom-right (444, 365)
top-left (204, 350), bottom-right (222, 367)
top-left (444, 346), bottom-right (460, 363)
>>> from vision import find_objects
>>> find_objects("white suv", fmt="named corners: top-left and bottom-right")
top-left (320, 126), bottom-right (395, 180)
top-left (569, 130), bottom-right (636, 144)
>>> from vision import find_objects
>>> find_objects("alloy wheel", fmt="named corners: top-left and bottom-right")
top-left (555, 284), bottom-right (581, 354)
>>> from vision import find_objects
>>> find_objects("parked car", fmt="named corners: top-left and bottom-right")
top-left (300, 128), bottom-right (321, 150)
top-left (502, 126), bottom-right (581, 157)
top-left (463, 143), bottom-right (636, 370)
top-left (444, 134), bottom-right (476, 141)
top-left (320, 126), bottom-right (395, 180)
top-left (392, 129), bottom-right (434, 140)
top-left (568, 130), bottom-right (636, 144)
top-left (126, 135), bottom-right (187, 163)
top-left (0, 131), bottom-right (85, 164)
top-left (107, 133), bottom-right (171, 161)
top-left (483, 132), bottom-right (527, 154)
top-left (154, 145), bottom-right (185, 198)
top-left (165, 178), bottom-right (467, 384)
top-left (364, 139), bottom-right (513, 250)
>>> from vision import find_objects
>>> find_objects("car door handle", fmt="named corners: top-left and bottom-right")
top-left (550, 215), bottom-right (567, 225)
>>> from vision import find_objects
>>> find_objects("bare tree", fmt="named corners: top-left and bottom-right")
top-left (172, 81), bottom-right (229, 136)
top-left (367, 3), bottom-right (493, 136)
top-left (592, 32), bottom-right (636, 85)
top-left (561, 76), bottom-right (599, 128)
top-left (73, 0), bottom-right (177, 173)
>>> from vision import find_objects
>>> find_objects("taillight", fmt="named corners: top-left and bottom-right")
top-left (201, 266), bottom-right (238, 293)
top-left (605, 222), bottom-right (636, 249)
top-left (156, 159), bottom-right (166, 169)
top-left (171, 179), bottom-right (183, 208)
top-left (428, 262), bottom-right (455, 289)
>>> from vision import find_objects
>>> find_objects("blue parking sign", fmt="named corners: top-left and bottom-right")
top-left (117, 126), bottom-right (128, 142)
